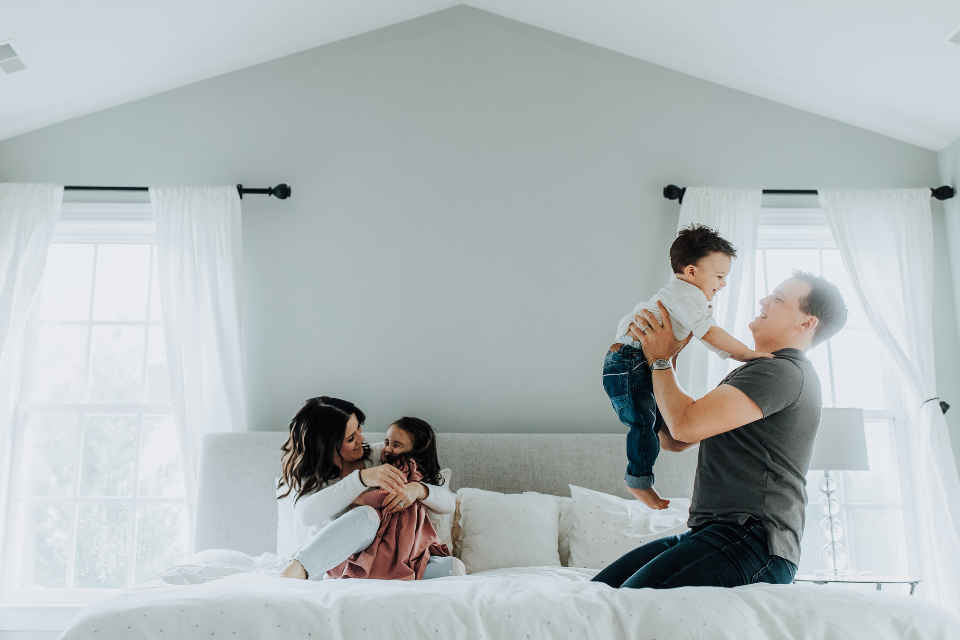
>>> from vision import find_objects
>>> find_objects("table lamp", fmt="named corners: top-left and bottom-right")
top-left (809, 408), bottom-right (869, 576)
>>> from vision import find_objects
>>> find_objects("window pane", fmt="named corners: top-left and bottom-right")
top-left (764, 249), bottom-right (821, 290)
top-left (758, 251), bottom-right (767, 293)
top-left (73, 502), bottom-right (132, 588)
top-left (91, 245), bottom-right (151, 321)
top-left (18, 502), bottom-right (73, 589)
top-left (842, 420), bottom-right (901, 502)
top-left (21, 414), bottom-right (79, 497)
top-left (831, 330), bottom-right (885, 409)
top-left (821, 250), bottom-right (869, 330)
top-left (30, 325), bottom-right (88, 403)
top-left (39, 244), bottom-right (94, 321)
top-left (135, 503), bottom-right (189, 584)
top-left (88, 325), bottom-right (145, 404)
top-left (139, 416), bottom-right (184, 498)
top-left (806, 343), bottom-right (833, 407)
top-left (144, 326), bottom-right (170, 404)
top-left (845, 507), bottom-right (908, 577)
top-left (80, 415), bottom-right (138, 497)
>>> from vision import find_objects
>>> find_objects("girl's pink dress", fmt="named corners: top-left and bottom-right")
top-left (326, 458), bottom-right (450, 580)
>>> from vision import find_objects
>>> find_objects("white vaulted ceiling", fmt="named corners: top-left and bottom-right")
top-left (1, 1), bottom-right (959, 149)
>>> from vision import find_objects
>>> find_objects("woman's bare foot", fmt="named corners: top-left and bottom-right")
top-left (626, 485), bottom-right (670, 510)
top-left (277, 559), bottom-right (308, 579)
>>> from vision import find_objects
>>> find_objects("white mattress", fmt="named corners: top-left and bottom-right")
top-left (59, 550), bottom-right (960, 640)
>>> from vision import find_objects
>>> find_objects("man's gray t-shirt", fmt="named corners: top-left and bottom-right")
top-left (687, 348), bottom-right (821, 566)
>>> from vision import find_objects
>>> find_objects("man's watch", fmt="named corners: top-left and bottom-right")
top-left (650, 359), bottom-right (672, 370)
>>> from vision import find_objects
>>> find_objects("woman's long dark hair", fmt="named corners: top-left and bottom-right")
top-left (278, 396), bottom-right (370, 502)
top-left (388, 417), bottom-right (444, 486)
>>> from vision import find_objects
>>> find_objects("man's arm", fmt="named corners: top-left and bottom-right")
top-left (658, 423), bottom-right (696, 452)
top-left (650, 369), bottom-right (762, 443)
top-left (636, 301), bottom-right (763, 443)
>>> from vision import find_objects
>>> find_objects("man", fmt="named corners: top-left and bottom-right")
top-left (592, 271), bottom-right (848, 589)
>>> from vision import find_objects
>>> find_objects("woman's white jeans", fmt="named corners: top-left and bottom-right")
top-left (292, 506), bottom-right (453, 580)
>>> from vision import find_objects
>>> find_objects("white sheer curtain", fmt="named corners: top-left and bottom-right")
top-left (151, 187), bottom-right (247, 527)
top-left (0, 183), bottom-right (63, 371)
top-left (820, 188), bottom-right (960, 615)
top-left (674, 187), bottom-right (762, 398)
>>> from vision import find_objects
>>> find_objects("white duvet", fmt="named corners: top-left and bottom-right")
top-left (60, 550), bottom-right (959, 640)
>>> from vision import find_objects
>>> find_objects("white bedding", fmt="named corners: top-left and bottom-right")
top-left (60, 551), bottom-right (960, 640)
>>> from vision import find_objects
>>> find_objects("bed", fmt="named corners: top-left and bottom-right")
top-left (59, 432), bottom-right (959, 639)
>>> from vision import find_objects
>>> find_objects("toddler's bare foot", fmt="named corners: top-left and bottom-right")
top-left (626, 485), bottom-right (670, 510)
top-left (277, 559), bottom-right (307, 579)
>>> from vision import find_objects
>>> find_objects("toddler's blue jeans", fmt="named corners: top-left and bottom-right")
top-left (602, 343), bottom-right (664, 490)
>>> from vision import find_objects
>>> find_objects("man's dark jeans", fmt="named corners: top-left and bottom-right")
top-left (591, 518), bottom-right (797, 589)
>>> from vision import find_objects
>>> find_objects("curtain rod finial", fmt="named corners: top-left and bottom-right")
top-left (271, 184), bottom-right (291, 200)
top-left (933, 186), bottom-right (955, 201)
top-left (663, 184), bottom-right (686, 204)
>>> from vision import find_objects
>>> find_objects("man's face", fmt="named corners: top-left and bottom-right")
top-left (749, 277), bottom-right (814, 343)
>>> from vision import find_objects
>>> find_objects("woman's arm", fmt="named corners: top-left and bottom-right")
top-left (294, 471), bottom-right (367, 527)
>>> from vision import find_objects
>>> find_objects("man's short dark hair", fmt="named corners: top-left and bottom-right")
top-left (670, 224), bottom-right (738, 274)
top-left (791, 271), bottom-right (848, 347)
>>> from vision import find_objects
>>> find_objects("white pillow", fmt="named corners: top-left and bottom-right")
top-left (566, 484), bottom-right (691, 570)
top-left (276, 469), bottom-right (454, 558)
top-left (455, 488), bottom-right (561, 574)
top-left (276, 478), bottom-right (314, 558)
top-left (522, 492), bottom-right (575, 567)
top-left (425, 469), bottom-right (454, 550)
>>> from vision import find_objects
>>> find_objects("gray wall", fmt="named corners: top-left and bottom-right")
top-left (0, 8), bottom-right (956, 460)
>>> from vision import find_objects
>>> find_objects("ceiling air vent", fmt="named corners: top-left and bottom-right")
top-left (0, 40), bottom-right (29, 74)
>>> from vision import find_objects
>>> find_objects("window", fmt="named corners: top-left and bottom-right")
top-left (757, 208), bottom-right (919, 585)
top-left (1, 203), bottom-right (189, 603)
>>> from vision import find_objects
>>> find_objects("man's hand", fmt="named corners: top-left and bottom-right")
top-left (635, 302), bottom-right (688, 364)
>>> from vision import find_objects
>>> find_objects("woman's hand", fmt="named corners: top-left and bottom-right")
top-left (359, 465), bottom-right (406, 495)
top-left (381, 482), bottom-right (427, 515)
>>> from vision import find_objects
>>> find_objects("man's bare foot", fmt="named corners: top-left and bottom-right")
top-left (626, 485), bottom-right (670, 510)
top-left (277, 559), bottom-right (307, 579)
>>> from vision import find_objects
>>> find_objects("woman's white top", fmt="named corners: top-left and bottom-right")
top-left (293, 442), bottom-right (455, 534)
top-left (616, 277), bottom-right (730, 359)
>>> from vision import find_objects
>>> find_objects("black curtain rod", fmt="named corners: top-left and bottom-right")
top-left (663, 184), bottom-right (954, 205)
top-left (62, 183), bottom-right (292, 200)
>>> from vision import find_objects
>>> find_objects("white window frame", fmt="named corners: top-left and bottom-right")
top-left (0, 202), bottom-right (181, 609)
top-left (759, 207), bottom-right (921, 579)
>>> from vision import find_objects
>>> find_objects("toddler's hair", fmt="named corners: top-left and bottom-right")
top-left (387, 417), bottom-right (445, 487)
top-left (670, 224), bottom-right (738, 274)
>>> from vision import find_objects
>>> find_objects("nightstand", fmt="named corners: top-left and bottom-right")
top-left (794, 574), bottom-right (921, 595)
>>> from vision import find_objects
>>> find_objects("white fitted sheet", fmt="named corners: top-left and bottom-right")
top-left (59, 551), bottom-right (959, 640)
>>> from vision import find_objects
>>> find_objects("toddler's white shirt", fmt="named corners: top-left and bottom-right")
top-left (616, 277), bottom-right (730, 359)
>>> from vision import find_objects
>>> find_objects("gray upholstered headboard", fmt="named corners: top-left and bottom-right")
top-left (194, 432), bottom-right (699, 555)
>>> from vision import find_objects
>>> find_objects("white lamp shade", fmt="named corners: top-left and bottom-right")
top-left (809, 408), bottom-right (869, 471)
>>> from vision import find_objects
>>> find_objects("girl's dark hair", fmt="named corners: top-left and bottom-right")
top-left (669, 224), bottom-right (738, 274)
top-left (278, 397), bottom-right (370, 502)
top-left (388, 417), bottom-right (444, 486)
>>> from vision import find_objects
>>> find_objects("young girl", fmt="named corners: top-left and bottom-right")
top-left (276, 398), bottom-right (460, 580)
top-left (326, 417), bottom-right (453, 580)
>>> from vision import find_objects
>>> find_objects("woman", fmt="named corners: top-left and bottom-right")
top-left (276, 396), bottom-right (458, 580)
